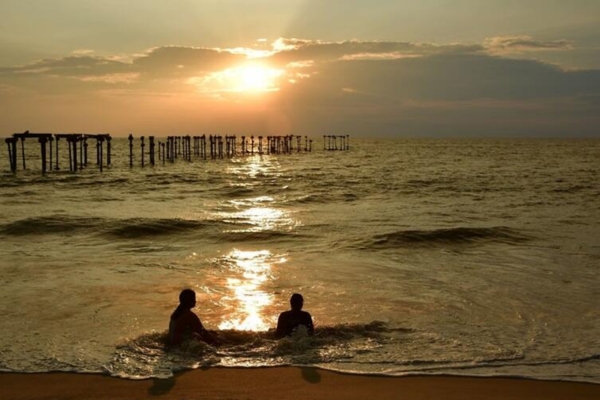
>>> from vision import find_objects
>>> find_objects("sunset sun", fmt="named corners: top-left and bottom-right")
top-left (194, 63), bottom-right (284, 94)
top-left (234, 64), bottom-right (283, 92)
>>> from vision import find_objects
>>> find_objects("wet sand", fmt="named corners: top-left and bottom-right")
top-left (1, 367), bottom-right (600, 400)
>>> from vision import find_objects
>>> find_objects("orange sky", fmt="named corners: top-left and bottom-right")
top-left (1, 1), bottom-right (599, 137)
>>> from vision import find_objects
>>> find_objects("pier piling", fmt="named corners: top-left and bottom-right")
top-left (3, 131), bottom-right (325, 173)
top-left (128, 134), bottom-right (134, 167)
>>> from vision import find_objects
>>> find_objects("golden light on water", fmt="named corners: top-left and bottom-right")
top-left (219, 249), bottom-right (287, 331)
top-left (215, 156), bottom-right (295, 331)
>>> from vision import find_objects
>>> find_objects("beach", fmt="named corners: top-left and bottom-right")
top-left (2, 368), bottom-right (600, 400)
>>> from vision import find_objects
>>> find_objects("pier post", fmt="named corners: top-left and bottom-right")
top-left (149, 136), bottom-right (155, 166)
top-left (186, 135), bottom-right (191, 161)
top-left (128, 134), bottom-right (134, 167)
top-left (218, 135), bottom-right (224, 159)
top-left (67, 137), bottom-right (72, 171)
top-left (141, 136), bottom-right (145, 167)
top-left (171, 137), bottom-right (175, 163)
top-left (20, 137), bottom-right (26, 170)
top-left (106, 136), bottom-right (112, 166)
top-left (97, 137), bottom-right (104, 172)
top-left (67, 137), bottom-right (77, 172)
top-left (55, 137), bottom-right (60, 170)
top-left (100, 137), bottom-right (104, 172)
top-left (39, 136), bottom-right (47, 174)
top-left (79, 136), bottom-right (84, 169)
top-left (83, 137), bottom-right (89, 167)
top-left (11, 138), bottom-right (18, 172)
top-left (73, 136), bottom-right (79, 172)
top-left (48, 136), bottom-right (53, 170)
top-left (6, 138), bottom-right (16, 172)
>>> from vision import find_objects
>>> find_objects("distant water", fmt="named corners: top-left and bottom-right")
top-left (1, 138), bottom-right (599, 382)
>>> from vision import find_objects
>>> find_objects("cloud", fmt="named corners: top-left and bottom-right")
top-left (485, 35), bottom-right (573, 52)
top-left (269, 38), bottom-right (483, 66)
top-left (1, 56), bottom-right (131, 77)
top-left (132, 46), bottom-right (246, 75)
top-left (0, 37), bottom-right (599, 136)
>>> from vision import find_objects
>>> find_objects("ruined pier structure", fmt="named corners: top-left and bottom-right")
top-left (131, 134), bottom-right (313, 167)
top-left (4, 132), bottom-right (322, 173)
top-left (323, 135), bottom-right (350, 151)
top-left (5, 132), bottom-right (111, 173)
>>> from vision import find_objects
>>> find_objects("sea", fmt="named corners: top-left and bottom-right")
top-left (0, 137), bottom-right (599, 383)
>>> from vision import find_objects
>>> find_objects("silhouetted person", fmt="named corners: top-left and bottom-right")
top-left (169, 289), bottom-right (217, 345)
top-left (276, 293), bottom-right (314, 337)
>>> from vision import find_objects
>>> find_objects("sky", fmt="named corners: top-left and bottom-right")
top-left (1, 0), bottom-right (600, 137)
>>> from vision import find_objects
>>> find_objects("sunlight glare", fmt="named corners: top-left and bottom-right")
top-left (234, 64), bottom-right (283, 92)
top-left (192, 63), bottom-right (284, 94)
top-left (219, 249), bottom-right (286, 331)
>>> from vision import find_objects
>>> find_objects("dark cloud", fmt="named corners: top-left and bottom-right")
top-left (0, 56), bottom-right (131, 77)
top-left (270, 38), bottom-right (483, 66)
top-left (132, 46), bottom-right (245, 76)
top-left (485, 35), bottom-right (573, 52)
top-left (277, 53), bottom-right (600, 104)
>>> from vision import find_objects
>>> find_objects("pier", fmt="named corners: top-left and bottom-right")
top-left (323, 135), bottom-right (349, 151)
top-left (5, 132), bottom-right (111, 173)
top-left (3, 131), bottom-right (345, 174)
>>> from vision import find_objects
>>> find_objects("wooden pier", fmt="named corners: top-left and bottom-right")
top-left (3, 131), bottom-right (349, 174)
top-left (323, 135), bottom-right (349, 151)
top-left (5, 132), bottom-right (111, 173)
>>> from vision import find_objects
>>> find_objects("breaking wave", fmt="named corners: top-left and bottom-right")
top-left (104, 321), bottom-right (407, 379)
top-left (358, 226), bottom-right (530, 250)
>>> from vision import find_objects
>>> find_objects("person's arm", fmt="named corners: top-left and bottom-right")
top-left (305, 312), bottom-right (314, 335)
top-left (191, 313), bottom-right (220, 345)
top-left (190, 313), bottom-right (205, 334)
top-left (276, 312), bottom-right (286, 338)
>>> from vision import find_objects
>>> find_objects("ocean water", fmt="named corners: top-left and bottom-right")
top-left (0, 138), bottom-right (599, 382)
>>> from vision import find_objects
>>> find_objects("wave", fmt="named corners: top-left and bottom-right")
top-left (101, 322), bottom-right (600, 382)
top-left (104, 321), bottom-right (406, 378)
top-left (0, 215), bottom-right (229, 239)
top-left (357, 226), bottom-right (530, 250)
top-left (216, 230), bottom-right (310, 243)
top-left (104, 218), bottom-right (216, 239)
top-left (0, 215), bottom-right (105, 236)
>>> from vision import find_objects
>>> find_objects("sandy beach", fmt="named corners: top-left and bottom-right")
top-left (1, 367), bottom-right (599, 400)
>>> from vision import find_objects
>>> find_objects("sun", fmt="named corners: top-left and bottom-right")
top-left (188, 62), bottom-right (285, 95)
top-left (194, 63), bottom-right (283, 94)
top-left (236, 65), bottom-right (280, 92)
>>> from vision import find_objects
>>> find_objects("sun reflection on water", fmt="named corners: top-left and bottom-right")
top-left (219, 249), bottom-right (286, 331)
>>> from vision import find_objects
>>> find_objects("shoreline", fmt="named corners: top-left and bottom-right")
top-left (1, 367), bottom-right (600, 400)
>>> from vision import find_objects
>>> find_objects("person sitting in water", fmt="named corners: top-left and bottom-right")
top-left (169, 289), bottom-right (217, 345)
top-left (276, 293), bottom-right (314, 337)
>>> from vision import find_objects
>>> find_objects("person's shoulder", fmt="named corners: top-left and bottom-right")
top-left (279, 310), bottom-right (293, 318)
top-left (182, 309), bottom-right (200, 321)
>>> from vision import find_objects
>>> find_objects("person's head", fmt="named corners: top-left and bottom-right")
top-left (290, 293), bottom-right (304, 311)
top-left (179, 289), bottom-right (196, 309)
